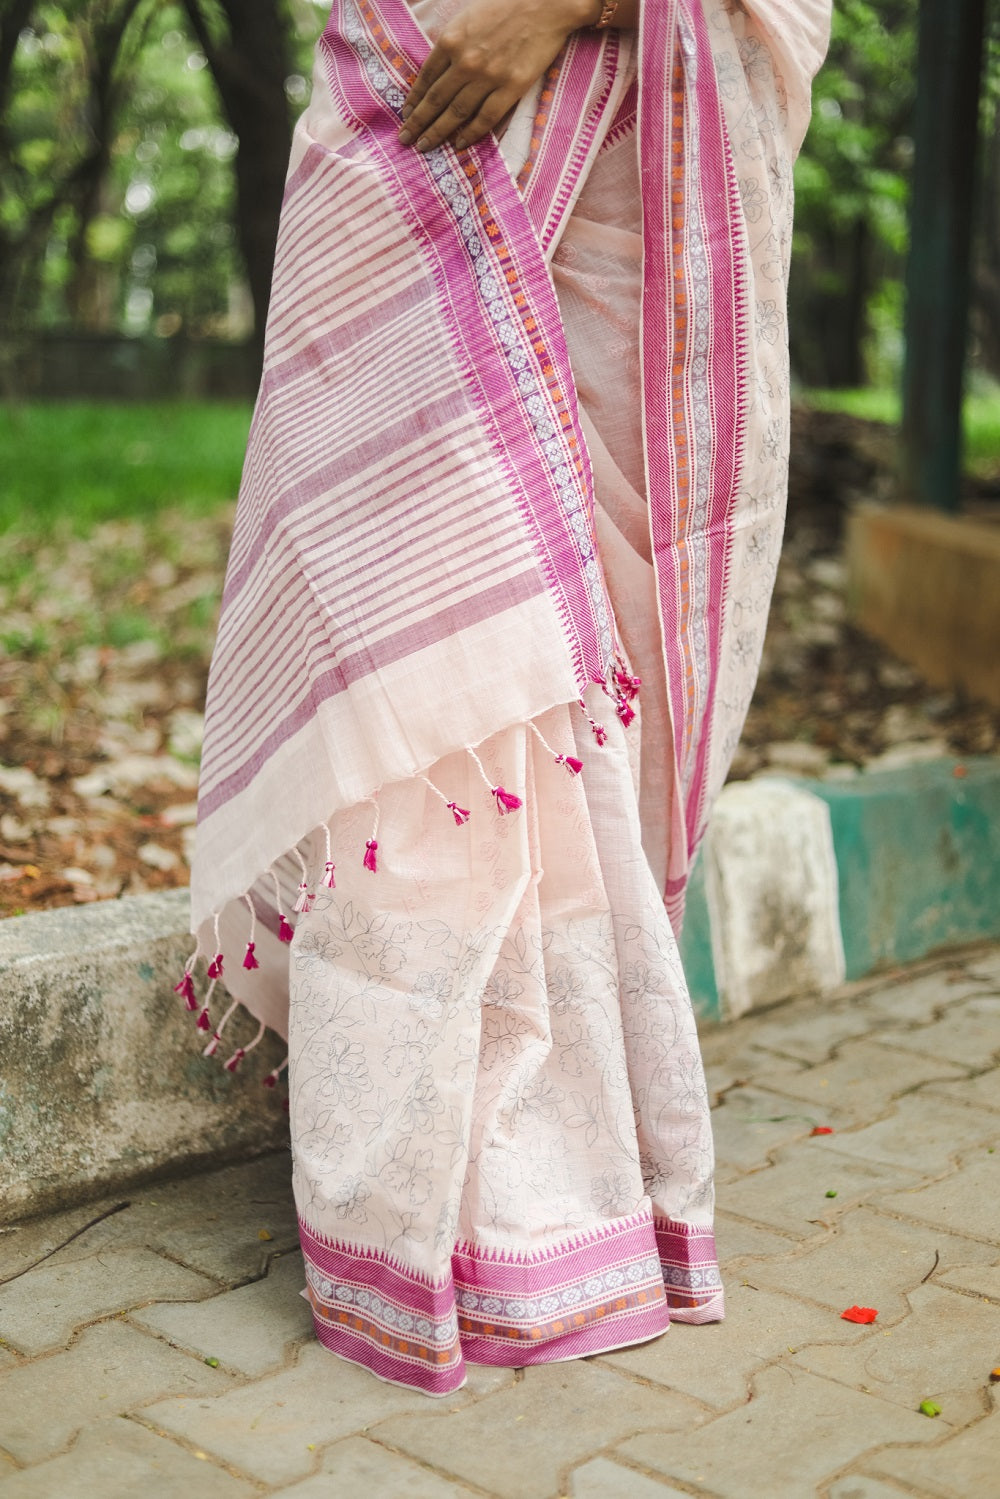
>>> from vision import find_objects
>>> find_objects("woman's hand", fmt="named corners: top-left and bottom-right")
top-left (398, 0), bottom-right (604, 154)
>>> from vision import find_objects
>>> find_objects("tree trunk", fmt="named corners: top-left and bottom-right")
top-left (180, 0), bottom-right (292, 353)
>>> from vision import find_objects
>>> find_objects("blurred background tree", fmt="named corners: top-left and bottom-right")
top-left (0, 0), bottom-right (997, 398)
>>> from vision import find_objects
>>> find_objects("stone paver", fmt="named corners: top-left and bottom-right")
top-left (792, 1282), bottom-right (1000, 1429)
top-left (871, 995), bottom-right (1000, 1069)
top-left (600, 1280), bottom-right (860, 1409)
top-left (0, 1153), bottom-right (296, 1286)
top-left (0, 1321), bottom-right (232, 1466)
top-left (568, 1455), bottom-right (691, 1497)
top-left (921, 1067), bottom-right (1000, 1114)
top-left (738, 1205), bottom-right (998, 1320)
top-left (754, 1039), bottom-right (967, 1123)
top-left (143, 1342), bottom-right (511, 1489)
top-left (936, 1260), bottom-right (1000, 1299)
top-left (270, 1435), bottom-right (482, 1497)
top-left (865, 1408), bottom-right (1000, 1497)
top-left (826, 1478), bottom-right (928, 1499)
top-left (617, 1365), bottom-right (937, 1499)
top-left (876, 1154), bottom-right (1000, 1245)
top-left (818, 1093), bottom-right (1000, 1176)
top-left (710, 1085), bottom-right (850, 1174)
top-left (713, 1215), bottom-right (801, 1265)
top-left (0, 1248), bottom-right (216, 1357)
top-left (4, 950), bottom-right (1000, 1498)
top-left (0, 1417), bottom-right (254, 1498)
top-left (717, 1142), bottom-right (920, 1238)
top-left (855, 969), bottom-right (997, 1027)
top-left (130, 1249), bottom-right (312, 1377)
top-left (375, 1361), bottom-right (710, 1499)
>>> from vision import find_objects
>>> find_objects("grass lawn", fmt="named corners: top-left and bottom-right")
top-left (0, 401), bottom-right (253, 533)
top-left (804, 386), bottom-right (1000, 479)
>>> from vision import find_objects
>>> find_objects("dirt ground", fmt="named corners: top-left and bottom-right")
top-left (1, 406), bottom-right (998, 918)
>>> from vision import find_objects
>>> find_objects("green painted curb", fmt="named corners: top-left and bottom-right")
top-left (809, 757), bottom-right (1000, 980)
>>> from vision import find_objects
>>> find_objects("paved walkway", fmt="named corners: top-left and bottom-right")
top-left (1, 950), bottom-right (998, 1499)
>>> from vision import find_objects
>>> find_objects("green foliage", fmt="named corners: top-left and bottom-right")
top-left (804, 382), bottom-right (1000, 477)
top-left (791, 0), bottom-right (918, 386)
top-left (0, 401), bottom-right (252, 532)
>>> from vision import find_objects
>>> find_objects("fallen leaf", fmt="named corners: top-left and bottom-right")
top-left (810, 1126), bottom-right (834, 1136)
top-left (990, 1368), bottom-right (1000, 1383)
top-left (258, 1229), bottom-right (273, 1241)
top-left (204, 1356), bottom-right (220, 1368)
top-left (841, 1305), bottom-right (878, 1324)
top-left (918, 1399), bottom-right (942, 1417)
top-left (825, 1189), bottom-right (838, 1198)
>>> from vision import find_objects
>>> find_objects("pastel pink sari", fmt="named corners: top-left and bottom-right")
top-left (187, 0), bottom-right (830, 1393)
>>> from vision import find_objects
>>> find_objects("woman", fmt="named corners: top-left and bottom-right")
top-left (185, 0), bottom-right (831, 1395)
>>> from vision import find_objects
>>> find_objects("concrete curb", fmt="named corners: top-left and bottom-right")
top-left (680, 755), bottom-right (1000, 1020)
top-left (3, 755), bottom-right (997, 1222)
top-left (0, 890), bottom-right (287, 1227)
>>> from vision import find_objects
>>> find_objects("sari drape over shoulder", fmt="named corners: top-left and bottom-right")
top-left (187, 0), bottom-right (830, 1394)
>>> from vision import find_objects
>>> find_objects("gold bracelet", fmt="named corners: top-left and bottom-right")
top-left (595, 0), bottom-right (621, 27)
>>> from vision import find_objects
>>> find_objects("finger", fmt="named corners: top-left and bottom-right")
top-left (452, 87), bottom-right (522, 150)
top-left (407, 81), bottom-right (490, 152)
top-left (402, 45), bottom-right (449, 118)
top-left (399, 67), bottom-right (466, 143)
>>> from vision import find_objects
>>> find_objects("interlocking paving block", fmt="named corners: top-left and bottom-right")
top-left (753, 1038), bottom-right (966, 1123)
top-left (792, 1283), bottom-right (1000, 1430)
top-left (130, 1250), bottom-right (312, 1377)
top-left (817, 1094), bottom-right (1000, 1176)
top-left (701, 1039), bottom-right (807, 1105)
top-left (713, 1216), bottom-right (801, 1266)
top-left (739, 1206), bottom-right (998, 1321)
top-left (876, 1156), bottom-right (1000, 1245)
top-left (936, 1261), bottom-right (1000, 1299)
top-left (711, 1086), bottom-right (849, 1174)
top-left (735, 1004), bottom-right (881, 1067)
top-left (963, 950), bottom-right (1000, 985)
top-left (375, 1359), bottom-right (710, 1499)
top-left (600, 1281), bottom-right (859, 1409)
top-left (717, 1144), bottom-right (919, 1238)
top-left (0, 1153), bottom-right (295, 1285)
top-left (142, 1342), bottom-right (511, 1489)
top-left (268, 1435), bottom-right (482, 1497)
top-left (0, 1417), bottom-right (254, 1499)
top-left (921, 1069), bottom-right (1000, 1114)
top-left (867, 1408), bottom-right (1000, 1497)
top-left (855, 969), bottom-right (996, 1028)
top-left (0, 1321), bottom-right (232, 1467)
top-left (568, 1455), bottom-right (693, 1498)
top-left (827, 1477), bottom-right (929, 1499)
top-left (0, 1248), bottom-right (216, 1357)
top-left (616, 1365), bottom-right (937, 1499)
top-left (871, 995), bottom-right (1000, 1070)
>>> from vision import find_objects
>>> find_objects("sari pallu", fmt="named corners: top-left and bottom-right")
top-left (186, 0), bottom-right (830, 1394)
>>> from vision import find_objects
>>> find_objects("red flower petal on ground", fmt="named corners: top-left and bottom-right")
top-left (810, 1126), bottom-right (834, 1136)
top-left (841, 1305), bottom-right (879, 1324)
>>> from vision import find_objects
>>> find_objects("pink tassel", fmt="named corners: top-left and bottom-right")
top-left (321, 860), bottom-right (336, 889)
top-left (278, 914), bottom-right (294, 943)
top-left (556, 754), bottom-right (583, 776)
top-left (615, 666), bottom-right (642, 701)
top-left (243, 941), bottom-right (259, 971)
top-left (447, 802), bottom-right (471, 826)
top-left (262, 1068), bottom-right (280, 1088)
top-left (363, 839), bottom-right (379, 872)
top-left (203, 1032), bottom-right (221, 1058)
top-left (293, 881), bottom-right (314, 914)
top-left (173, 972), bottom-right (197, 1011)
top-left (492, 785), bottom-right (522, 814)
top-left (195, 1006), bottom-right (212, 1032)
top-left (617, 696), bottom-right (636, 728)
top-left (207, 953), bottom-right (224, 980)
top-left (223, 1047), bottom-right (246, 1073)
